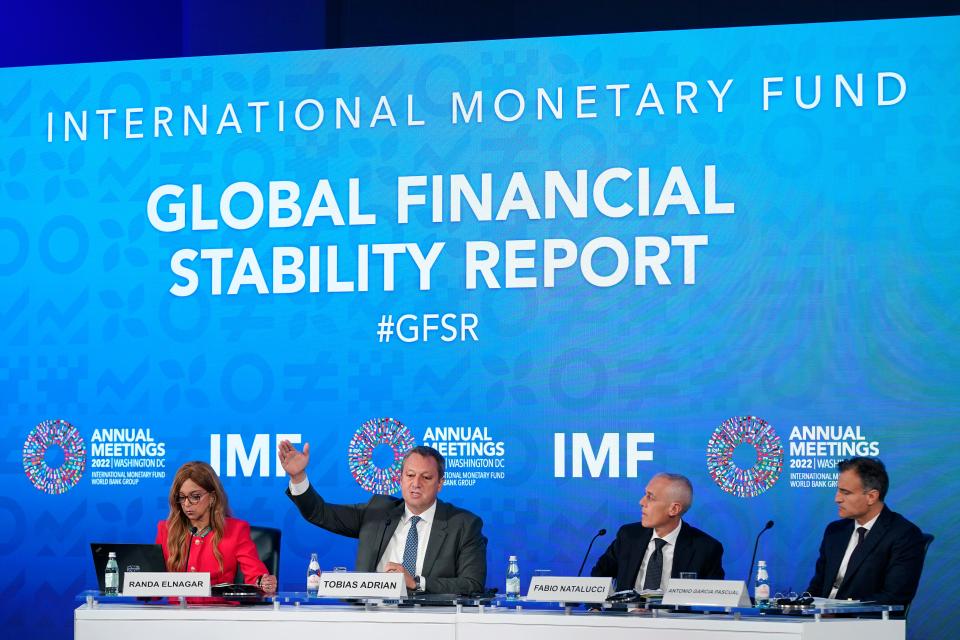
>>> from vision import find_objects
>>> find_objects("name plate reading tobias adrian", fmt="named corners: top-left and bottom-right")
top-left (316, 572), bottom-right (406, 598)
top-left (662, 579), bottom-right (751, 607)
top-left (526, 576), bottom-right (613, 603)
top-left (122, 572), bottom-right (211, 597)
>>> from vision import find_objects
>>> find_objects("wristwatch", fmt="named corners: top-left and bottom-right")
top-left (414, 575), bottom-right (424, 592)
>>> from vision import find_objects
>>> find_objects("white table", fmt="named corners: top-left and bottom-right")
top-left (461, 608), bottom-right (904, 640)
top-left (74, 604), bottom-right (458, 640)
top-left (74, 602), bottom-right (904, 640)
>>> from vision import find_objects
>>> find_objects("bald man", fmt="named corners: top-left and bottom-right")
top-left (591, 473), bottom-right (724, 590)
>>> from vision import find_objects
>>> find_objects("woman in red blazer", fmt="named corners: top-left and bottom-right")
top-left (156, 461), bottom-right (278, 593)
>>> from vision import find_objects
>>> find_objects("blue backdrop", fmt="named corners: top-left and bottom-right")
top-left (1, 16), bottom-right (957, 639)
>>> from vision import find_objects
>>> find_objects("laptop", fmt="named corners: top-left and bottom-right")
top-left (90, 543), bottom-right (167, 593)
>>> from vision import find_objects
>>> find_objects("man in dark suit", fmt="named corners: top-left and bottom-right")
top-left (279, 441), bottom-right (486, 595)
top-left (591, 472), bottom-right (724, 590)
top-left (806, 457), bottom-right (925, 606)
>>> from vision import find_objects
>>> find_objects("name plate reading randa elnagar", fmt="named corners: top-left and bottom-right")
top-left (315, 572), bottom-right (406, 598)
top-left (662, 579), bottom-right (751, 607)
top-left (526, 576), bottom-right (613, 603)
top-left (122, 572), bottom-right (211, 597)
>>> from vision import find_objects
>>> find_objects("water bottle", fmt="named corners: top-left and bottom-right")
top-left (104, 552), bottom-right (119, 595)
top-left (505, 555), bottom-right (521, 599)
top-left (307, 552), bottom-right (321, 595)
top-left (754, 560), bottom-right (770, 605)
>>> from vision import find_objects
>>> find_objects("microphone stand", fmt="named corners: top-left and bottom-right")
top-left (746, 521), bottom-right (774, 588)
top-left (183, 526), bottom-right (198, 571)
top-left (577, 528), bottom-right (607, 577)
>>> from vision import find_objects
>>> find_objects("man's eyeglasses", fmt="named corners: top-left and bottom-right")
top-left (176, 491), bottom-right (208, 505)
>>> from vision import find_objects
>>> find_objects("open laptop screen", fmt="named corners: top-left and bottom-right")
top-left (90, 543), bottom-right (166, 593)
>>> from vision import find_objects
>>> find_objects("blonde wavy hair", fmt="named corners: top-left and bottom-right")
top-left (165, 461), bottom-right (232, 573)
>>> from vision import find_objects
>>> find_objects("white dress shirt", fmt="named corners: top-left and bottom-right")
top-left (290, 476), bottom-right (435, 590)
top-left (289, 475), bottom-right (312, 497)
top-left (829, 512), bottom-right (880, 598)
top-left (634, 520), bottom-right (683, 591)
top-left (376, 502), bottom-right (436, 578)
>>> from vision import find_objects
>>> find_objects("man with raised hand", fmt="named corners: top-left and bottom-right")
top-left (279, 440), bottom-right (487, 595)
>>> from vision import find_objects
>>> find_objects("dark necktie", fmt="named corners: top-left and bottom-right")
top-left (847, 526), bottom-right (869, 563)
top-left (402, 515), bottom-right (422, 577)
top-left (835, 526), bottom-right (869, 591)
top-left (643, 538), bottom-right (668, 590)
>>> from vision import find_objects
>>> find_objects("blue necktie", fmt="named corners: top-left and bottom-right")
top-left (402, 515), bottom-right (422, 577)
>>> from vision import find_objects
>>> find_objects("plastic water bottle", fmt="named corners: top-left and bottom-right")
top-left (104, 552), bottom-right (119, 595)
top-left (307, 552), bottom-right (321, 595)
top-left (506, 555), bottom-right (521, 599)
top-left (754, 560), bottom-right (770, 605)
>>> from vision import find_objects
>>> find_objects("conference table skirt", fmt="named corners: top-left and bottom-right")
top-left (74, 604), bottom-right (905, 640)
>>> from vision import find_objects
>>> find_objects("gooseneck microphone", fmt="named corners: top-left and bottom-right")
top-left (184, 526), bottom-right (199, 571)
top-left (745, 520), bottom-right (774, 587)
top-left (577, 528), bottom-right (608, 577)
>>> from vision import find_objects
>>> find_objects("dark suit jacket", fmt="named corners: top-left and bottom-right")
top-left (288, 484), bottom-right (487, 595)
top-left (590, 521), bottom-right (725, 589)
top-left (806, 505), bottom-right (924, 605)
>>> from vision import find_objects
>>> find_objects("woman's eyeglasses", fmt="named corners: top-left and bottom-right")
top-left (176, 491), bottom-right (208, 505)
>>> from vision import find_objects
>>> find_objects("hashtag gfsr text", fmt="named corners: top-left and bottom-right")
top-left (377, 313), bottom-right (479, 343)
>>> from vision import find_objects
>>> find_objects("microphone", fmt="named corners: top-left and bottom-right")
top-left (184, 526), bottom-right (198, 571)
top-left (577, 528), bottom-right (607, 577)
top-left (745, 520), bottom-right (774, 587)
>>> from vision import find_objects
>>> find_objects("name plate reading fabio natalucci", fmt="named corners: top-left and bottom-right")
top-left (526, 576), bottom-right (613, 603)
top-left (662, 579), bottom-right (751, 607)
top-left (315, 572), bottom-right (406, 599)
top-left (122, 572), bottom-right (211, 597)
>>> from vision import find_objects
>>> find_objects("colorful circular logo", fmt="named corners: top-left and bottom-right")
top-left (706, 416), bottom-right (783, 498)
top-left (23, 419), bottom-right (86, 494)
top-left (348, 417), bottom-right (416, 494)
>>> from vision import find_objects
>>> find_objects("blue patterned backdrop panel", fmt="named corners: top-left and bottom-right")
top-left (1, 16), bottom-right (957, 639)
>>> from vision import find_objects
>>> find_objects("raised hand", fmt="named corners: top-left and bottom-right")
top-left (278, 440), bottom-right (310, 483)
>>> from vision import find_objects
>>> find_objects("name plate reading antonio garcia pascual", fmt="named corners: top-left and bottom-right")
top-left (316, 572), bottom-right (406, 599)
top-left (122, 572), bottom-right (211, 597)
top-left (662, 579), bottom-right (751, 607)
top-left (526, 576), bottom-right (613, 603)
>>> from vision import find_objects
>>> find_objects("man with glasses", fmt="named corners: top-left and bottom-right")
top-left (806, 457), bottom-right (925, 606)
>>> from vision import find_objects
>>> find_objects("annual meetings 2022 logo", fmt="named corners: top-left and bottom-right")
top-left (22, 418), bottom-right (87, 494)
top-left (347, 417), bottom-right (416, 494)
top-left (706, 415), bottom-right (783, 498)
top-left (345, 417), bottom-right (507, 493)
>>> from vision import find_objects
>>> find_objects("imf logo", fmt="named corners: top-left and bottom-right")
top-left (348, 417), bottom-right (416, 494)
top-left (23, 419), bottom-right (86, 494)
top-left (706, 416), bottom-right (783, 498)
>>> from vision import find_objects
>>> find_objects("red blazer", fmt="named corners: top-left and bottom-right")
top-left (156, 517), bottom-right (268, 585)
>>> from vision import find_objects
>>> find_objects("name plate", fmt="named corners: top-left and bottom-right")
top-left (662, 579), bottom-right (751, 607)
top-left (316, 572), bottom-right (406, 598)
top-left (526, 576), bottom-right (613, 603)
top-left (122, 572), bottom-right (211, 597)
